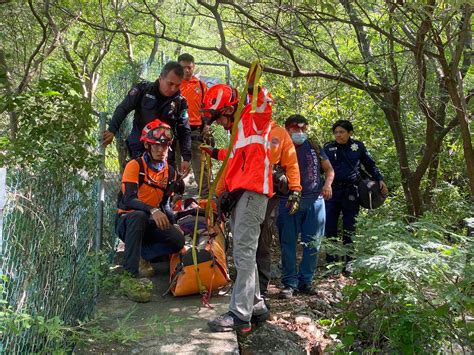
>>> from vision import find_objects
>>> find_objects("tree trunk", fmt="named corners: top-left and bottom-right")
top-left (378, 89), bottom-right (423, 217)
top-left (423, 152), bottom-right (439, 207)
top-left (445, 77), bottom-right (474, 200)
top-left (0, 45), bottom-right (18, 140)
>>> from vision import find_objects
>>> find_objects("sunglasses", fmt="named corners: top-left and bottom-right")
top-left (201, 108), bottom-right (226, 124)
top-left (286, 122), bottom-right (307, 129)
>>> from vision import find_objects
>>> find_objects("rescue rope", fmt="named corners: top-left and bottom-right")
top-left (190, 153), bottom-right (210, 306)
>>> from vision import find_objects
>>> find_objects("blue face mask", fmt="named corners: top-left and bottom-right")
top-left (291, 132), bottom-right (307, 145)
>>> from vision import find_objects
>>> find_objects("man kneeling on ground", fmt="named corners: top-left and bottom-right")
top-left (116, 119), bottom-right (185, 279)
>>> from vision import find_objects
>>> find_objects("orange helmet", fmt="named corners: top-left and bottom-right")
top-left (201, 84), bottom-right (239, 124)
top-left (140, 119), bottom-right (173, 145)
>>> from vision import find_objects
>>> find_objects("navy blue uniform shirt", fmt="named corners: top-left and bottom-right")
top-left (108, 81), bottom-right (192, 163)
top-left (323, 138), bottom-right (383, 185)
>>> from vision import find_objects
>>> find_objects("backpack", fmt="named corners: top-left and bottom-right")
top-left (117, 157), bottom-right (175, 209)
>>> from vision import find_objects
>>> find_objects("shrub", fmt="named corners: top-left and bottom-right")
top-left (332, 194), bottom-right (473, 353)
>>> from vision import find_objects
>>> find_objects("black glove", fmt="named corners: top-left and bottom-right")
top-left (173, 174), bottom-right (185, 195)
top-left (217, 189), bottom-right (244, 220)
top-left (285, 190), bottom-right (301, 215)
top-left (273, 164), bottom-right (289, 195)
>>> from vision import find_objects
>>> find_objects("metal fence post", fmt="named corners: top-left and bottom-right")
top-left (0, 168), bottom-right (6, 275)
top-left (95, 113), bottom-right (106, 298)
top-left (97, 113), bottom-right (106, 251)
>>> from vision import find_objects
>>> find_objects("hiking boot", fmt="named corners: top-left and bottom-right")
top-left (279, 287), bottom-right (295, 299)
top-left (250, 310), bottom-right (270, 324)
top-left (208, 312), bottom-right (251, 332)
top-left (120, 276), bottom-right (153, 303)
top-left (139, 258), bottom-right (155, 278)
top-left (110, 264), bottom-right (125, 275)
top-left (342, 262), bottom-right (353, 277)
top-left (298, 283), bottom-right (318, 295)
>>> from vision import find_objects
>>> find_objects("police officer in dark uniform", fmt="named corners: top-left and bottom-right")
top-left (323, 120), bottom-right (388, 269)
top-left (103, 61), bottom-right (192, 174)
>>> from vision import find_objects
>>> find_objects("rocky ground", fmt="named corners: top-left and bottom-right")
top-left (234, 238), bottom-right (352, 354)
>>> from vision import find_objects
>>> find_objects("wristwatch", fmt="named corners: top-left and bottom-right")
top-left (150, 208), bottom-right (159, 215)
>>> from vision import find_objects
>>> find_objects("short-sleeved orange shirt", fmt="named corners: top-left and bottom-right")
top-left (180, 76), bottom-right (207, 127)
top-left (119, 157), bottom-right (169, 213)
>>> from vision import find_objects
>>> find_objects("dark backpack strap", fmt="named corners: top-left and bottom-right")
top-left (199, 80), bottom-right (205, 105)
top-left (339, 146), bottom-right (366, 181)
top-left (165, 164), bottom-right (176, 195)
top-left (135, 157), bottom-right (146, 187)
top-left (168, 164), bottom-right (175, 183)
top-left (138, 159), bottom-right (176, 192)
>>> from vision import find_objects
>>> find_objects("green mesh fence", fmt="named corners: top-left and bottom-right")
top-left (1, 172), bottom-right (100, 352)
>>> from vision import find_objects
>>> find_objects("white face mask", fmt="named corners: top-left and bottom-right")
top-left (291, 132), bottom-right (307, 145)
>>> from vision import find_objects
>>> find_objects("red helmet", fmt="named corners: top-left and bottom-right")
top-left (201, 84), bottom-right (239, 124)
top-left (140, 119), bottom-right (173, 145)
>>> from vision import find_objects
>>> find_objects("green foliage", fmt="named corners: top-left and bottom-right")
top-left (0, 68), bottom-right (101, 179)
top-left (1, 274), bottom-right (141, 354)
top-left (331, 195), bottom-right (474, 353)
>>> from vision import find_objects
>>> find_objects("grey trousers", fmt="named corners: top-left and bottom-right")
top-left (229, 190), bottom-right (269, 321)
top-left (176, 130), bottom-right (210, 198)
top-left (256, 195), bottom-right (280, 293)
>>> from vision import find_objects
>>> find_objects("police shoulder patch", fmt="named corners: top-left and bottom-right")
top-left (129, 87), bottom-right (139, 96)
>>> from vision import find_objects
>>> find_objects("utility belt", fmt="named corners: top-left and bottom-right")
top-left (190, 125), bottom-right (202, 132)
top-left (332, 181), bottom-right (357, 189)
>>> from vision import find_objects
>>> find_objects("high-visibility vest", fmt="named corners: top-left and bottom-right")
top-left (224, 88), bottom-right (274, 196)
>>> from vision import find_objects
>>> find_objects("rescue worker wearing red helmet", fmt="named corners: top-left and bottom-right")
top-left (201, 83), bottom-right (301, 332)
top-left (116, 119), bottom-right (185, 279)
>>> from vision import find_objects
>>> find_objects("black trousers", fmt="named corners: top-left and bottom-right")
top-left (256, 195), bottom-right (280, 293)
top-left (325, 185), bottom-right (360, 264)
top-left (115, 210), bottom-right (185, 275)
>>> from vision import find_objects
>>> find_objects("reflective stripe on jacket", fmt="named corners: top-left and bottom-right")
top-left (217, 88), bottom-right (274, 196)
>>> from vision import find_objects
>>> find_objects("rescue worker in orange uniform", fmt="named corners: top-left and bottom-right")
top-left (177, 53), bottom-right (210, 197)
top-left (200, 84), bottom-right (301, 332)
top-left (116, 120), bottom-right (185, 277)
